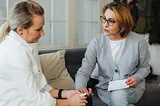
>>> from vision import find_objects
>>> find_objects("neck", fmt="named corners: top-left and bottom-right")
top-left (108, 34), bottom-right (126, 41)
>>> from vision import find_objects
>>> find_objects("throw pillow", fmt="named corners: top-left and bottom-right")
top-left (40, 50), bottom-right (75, 90)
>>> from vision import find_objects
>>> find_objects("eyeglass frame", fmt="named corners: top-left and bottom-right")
top-left (100, 16), bottom-right (116, 26)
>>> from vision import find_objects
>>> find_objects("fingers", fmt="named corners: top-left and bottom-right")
top-left (69, 94), bottom-right (88, 106)
top-left (88, 88), bottom-right (93, 96)
top-left (126, 77), bottom-right (137, 87)
top-left (75, 90), bottom-right (82, 94)
top-left (79, 88), bottom-right (88, 93)
top-left (80, 102), bottom-right (86, 106)
top-left (126, 77), bottom-right (132, 85)
top-left (79, 95), bottom-right (87, 106)
top-left (80, 99), bottom-right (87, 103)
top-left (80, 99), bottom-right (88, 106)
top-left (129, 82), bottom-right (137, 87)
top-left (79, 88), bottom-right (93, 96)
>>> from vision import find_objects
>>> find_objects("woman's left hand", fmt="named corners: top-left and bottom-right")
top-left (126, 77), bottom-right (137, 87)
top-left (63, 90), bottom-right (80, 98)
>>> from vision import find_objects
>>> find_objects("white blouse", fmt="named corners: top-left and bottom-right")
top-left (109, 38), bottom-right (126, 64)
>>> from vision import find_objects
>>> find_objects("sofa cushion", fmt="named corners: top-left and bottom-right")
top-left (40, 50), bottom-right (75, 90)
top-left (66, 64), bottom-right (82, 81)
top-left (64, 48), bottom-right (86, 80)
top-left (136, 83), bottom-right (160, 106)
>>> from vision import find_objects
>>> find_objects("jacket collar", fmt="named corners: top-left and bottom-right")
top-left (9, 30), bottom-right (33, 53)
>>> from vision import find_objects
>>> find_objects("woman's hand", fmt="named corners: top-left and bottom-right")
top-left (62, 90), bottom-right (80, 98)
top-left (78, 88), bottom-right (93, 96)
top-left (126, 77), bottom-right (137, 87)
top-left (68, 94), bottom-right (87, 106)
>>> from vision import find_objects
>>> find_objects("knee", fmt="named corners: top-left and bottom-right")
top-left (110, 90), bottom-right (128, 106)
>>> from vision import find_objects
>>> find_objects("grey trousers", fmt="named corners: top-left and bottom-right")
top-left (92, 87), bottom-right (144, 106)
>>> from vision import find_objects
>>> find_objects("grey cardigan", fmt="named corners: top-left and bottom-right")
top-left (75, 31), bottom-right (150, 104)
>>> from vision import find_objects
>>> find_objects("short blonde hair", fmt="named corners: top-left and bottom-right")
top-left (102, 2), bottom-right (134, 37)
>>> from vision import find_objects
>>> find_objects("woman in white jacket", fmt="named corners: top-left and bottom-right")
top-left (0, 0), bottom-right (87, 106)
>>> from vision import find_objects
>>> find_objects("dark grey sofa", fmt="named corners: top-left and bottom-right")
top-left (39, 48), bottom-right (160, 106)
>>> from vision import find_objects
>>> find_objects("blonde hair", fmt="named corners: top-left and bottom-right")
top-left (0, 0), bottom-right (44, 41)
top-left (102, 2), bottom-right (134, 37)
top-left (0, 22), bottom-right (10, 41)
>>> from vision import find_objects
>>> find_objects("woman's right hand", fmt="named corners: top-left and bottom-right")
top-left (79, 88), bottom-right (93, 97)
top-left (68, 94), bottom-right (87, 106)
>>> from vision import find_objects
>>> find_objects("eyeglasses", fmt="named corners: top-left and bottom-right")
top-left (100, 16), bottom-right (116, 26)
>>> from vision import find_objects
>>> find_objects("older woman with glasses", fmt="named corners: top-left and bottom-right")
top-left (75, 1), bottom-right (150, 106)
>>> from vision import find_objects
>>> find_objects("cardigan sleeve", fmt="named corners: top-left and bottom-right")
top-left (132, 39), bottom-right (151, 83)
top-left (75, 37), bottom-right (98, 89)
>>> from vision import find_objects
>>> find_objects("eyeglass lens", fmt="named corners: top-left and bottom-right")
top-left (100, 16), bottom-right (115, 26)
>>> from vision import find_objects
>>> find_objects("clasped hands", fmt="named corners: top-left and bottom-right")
top-left (64, 90), bottom-right (89, 106)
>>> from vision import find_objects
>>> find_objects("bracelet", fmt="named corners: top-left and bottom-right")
top-left (58, 89), bottom-right (63, 99)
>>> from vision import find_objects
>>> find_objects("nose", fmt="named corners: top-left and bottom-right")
top-left (40, 29), bottom-right (45, 36)
top-left (104, 22), bottom-right (109, 28)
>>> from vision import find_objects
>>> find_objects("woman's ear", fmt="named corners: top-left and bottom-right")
top-left (16, 27), bottom-right (24, 35)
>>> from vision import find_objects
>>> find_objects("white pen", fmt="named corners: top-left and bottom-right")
top-left (79, 93), bottom-right (87, 96)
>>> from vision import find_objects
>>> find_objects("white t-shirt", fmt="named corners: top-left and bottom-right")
top-left (109, 38), bottom-right (126, 64)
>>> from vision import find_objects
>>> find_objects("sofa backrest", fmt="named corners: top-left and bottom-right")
top-left (39, 48), bottom-right (86, 80)
top-left (39, 47), bottom-right (157, 81)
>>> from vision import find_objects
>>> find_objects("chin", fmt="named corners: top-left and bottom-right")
top-left (104, 32), bottom-right (110, 36)
top-left (29, 40), bottom-right (38, 44)
top-left (104, 32), bottom-right (108, 35)
top-left (33, 41), bottom-right (39, 43)
top-left (33, 39), bottom-right (40, 43)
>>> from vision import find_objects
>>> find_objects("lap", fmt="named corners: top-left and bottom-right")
top-left (110, 87), bottom-right (144, 105)
top-left (90, 82), bottom-right (144, 106)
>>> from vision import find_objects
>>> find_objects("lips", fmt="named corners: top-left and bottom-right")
top-left (104, 29), bottom-right (109, 33)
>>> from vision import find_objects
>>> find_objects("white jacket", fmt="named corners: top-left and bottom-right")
top-left (0, 30), bottom-right (56, 106)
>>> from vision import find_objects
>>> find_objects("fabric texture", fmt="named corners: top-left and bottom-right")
top-left (40, 50), bottom-right (75, 90)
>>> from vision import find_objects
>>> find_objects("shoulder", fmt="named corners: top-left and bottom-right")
top-left (127, 31), bottom-right (148, 48)
top-left (89, 33), bottom-right (109, 45)
top-left (1, 37), bottom-right (34, 68)
top-left (127, 31), bottom-right (146, 43)
top-left (95, 33), bottom-right (108, 40)
top-left (128, 31), bottom-right (144, 40)
top-left (10, 48), bottom-right (34, 69)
